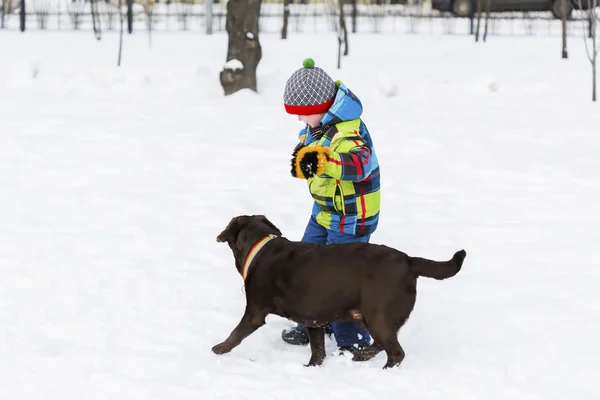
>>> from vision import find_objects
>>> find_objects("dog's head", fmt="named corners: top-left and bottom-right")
top-left (216, 215), bottom-right (283, 275)
top-left (216, 215), bottom-right (280, 244)
top-left (217, 214), bottom-right (282, 251)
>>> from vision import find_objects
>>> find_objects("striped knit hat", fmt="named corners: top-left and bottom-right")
top-left (283, 58), bottom-right (337, 115)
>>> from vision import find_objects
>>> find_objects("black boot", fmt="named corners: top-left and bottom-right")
top-left (281, 325), bottom-right (309, 345)
top-left (338, 344), bottom-right (368, 356)
top-left (282, 324), bottom-right (334, 346)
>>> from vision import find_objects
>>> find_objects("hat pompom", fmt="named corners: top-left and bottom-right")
top-left (302, 58), bottom-right (315, 69)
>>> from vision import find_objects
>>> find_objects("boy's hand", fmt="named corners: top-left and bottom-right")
top-left (291, 145), bottom-right (331, 179)
top-left (290, 142), bottom-right (305, 177)
top-left (298, 151), bottom-right (324, 179)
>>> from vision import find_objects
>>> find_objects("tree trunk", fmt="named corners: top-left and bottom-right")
top-left (91, 0), bottom-right (102, 40)
top-left (127, 0), bottom-right (133, 34)
top-left (483, 0), bottom-right (490, 42)
top-left (561, 0), bottom-right (568, 58)
top-left (337, 34), bottom-right (342, 69)
top-left (475, 0), bottom-right (482, 42)
top-left (1, 0), bottom-right (5, 29)
top-left (593, 55), bottom-right (596, 102)
top-left (352, 0), bottom-right (357, 33)
top-left (118, 0), bottom-right (124, 66)
top-left (282, 0), bottom-right (289, 39)
top-left (578, 0), bottom-right (599, 101)
top-left (146, 0), bottom-right (153, 47)
top-left (19, 0), bottom-right (25, 32)
top-left (593, 24), bottom-right (597, 102)
top-left (220, 0), bottom-right (262, 96)
top-left (340, 0), bottom-right (348, 56)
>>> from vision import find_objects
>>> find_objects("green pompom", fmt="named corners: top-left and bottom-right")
top-left (302, 58), bottom-right (315, 69)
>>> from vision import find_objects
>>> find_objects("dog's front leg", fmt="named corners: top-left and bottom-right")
top-left (304, 327), bottom-right (326, 367)
top-left (212, 309), bottom-right (266, 355)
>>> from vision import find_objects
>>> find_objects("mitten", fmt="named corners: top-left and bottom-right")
top-left (291, 145), bottom-right (331, 179)
top-left (290, 142), bottom-right (306, 177)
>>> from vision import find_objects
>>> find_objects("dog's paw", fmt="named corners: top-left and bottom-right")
top-left (212, 342), bottom-right (232, 355)
top-left (304, 357), bottom-right (324, 367)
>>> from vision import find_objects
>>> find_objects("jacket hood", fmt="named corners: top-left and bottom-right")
top-left (320, 81), bottom-right (363, 126)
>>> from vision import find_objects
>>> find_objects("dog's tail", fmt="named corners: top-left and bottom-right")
top-left (408, 250), bottom-right (466, 280)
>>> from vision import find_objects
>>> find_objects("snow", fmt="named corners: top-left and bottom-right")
top-left (247, 32), bottom-right (255, 40)
top-left (224, 58), bottom-right (244, 71)
top-left (1, 30), bottom-right (600, 399)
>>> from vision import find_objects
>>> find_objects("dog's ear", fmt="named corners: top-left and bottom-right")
top-left (216, 216), bottom-right (242, 243)
top-left (216, 228), bottom-right (231, 243)
top-left (256, 215), bottom-right (283, 236)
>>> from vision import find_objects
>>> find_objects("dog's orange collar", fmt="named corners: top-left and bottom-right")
top-left (242, 234), bottom-right (278, 281)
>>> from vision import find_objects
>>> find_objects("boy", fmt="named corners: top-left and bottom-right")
top-left (281, 58), bottom-right (382, 355)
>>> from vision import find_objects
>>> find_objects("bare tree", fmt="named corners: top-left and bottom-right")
top-left (483, 0), bottom-right (491, 41)
top-left (576, 0), bottom-right (599, 101)
top-left (339, 0), bottom-right (349, 57)
top-left (475, 0), bottom-right (482, 41)
top-left (351, 0), bottom-right (357, 33)
top-left (220, 0), bottom-right (262, 95)
top-left (2, 0), bottom-right (21, 29)
top-left (327, 0), bottom-right (348, 68)
top-left (127, 0), bottom-right (133, 33)
top-left (442, 14), bottom-right (457, 35)
top-left (474, 0), bottom-right (492, 42)
top-left (561, 0), bottom-right (569, 58)
top-left (33, 0), bottom-right (52, 30)
top-left (19, 0), bottom-right (24, 31)
top-left (91, 0), bottom-right (102, 40)
top-left (118, 0), bottom-right (124, 66)
top-left (141, 0), bottom-right (155, 47)
top-left (1, 0), bottom-right (7, 29)
top-left (408, 8), bottom-right (422, 34)
top-left (177, 0), bottom-right (194, 31)
top-left (104, 0), bottom-right (118, 31)
top-left (282, 0), bottom-right (290, 39)
top-left (67, 0), bottom-right (86, 30)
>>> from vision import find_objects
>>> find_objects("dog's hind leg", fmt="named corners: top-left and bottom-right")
top-left (380, 330), bottom-right (406, 369)
top-left (304, 327), bottom-right (326, 367)
top-left (343, 311), bottom-right (383, 362)
top-left (365, 313), bottom-right (407, 369)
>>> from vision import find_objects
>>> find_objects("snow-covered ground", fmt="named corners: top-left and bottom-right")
top-left (1, 30), bottom-right (599, 399)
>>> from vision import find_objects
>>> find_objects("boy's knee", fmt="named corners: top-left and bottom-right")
top-left (301, 216), bottom-right (328, 244)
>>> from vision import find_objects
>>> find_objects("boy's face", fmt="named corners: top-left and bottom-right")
top-left (297, 114), bottom-right (325, 128)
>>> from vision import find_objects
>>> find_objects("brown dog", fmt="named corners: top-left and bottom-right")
top-left (212, 215), bottom-right (466, 369)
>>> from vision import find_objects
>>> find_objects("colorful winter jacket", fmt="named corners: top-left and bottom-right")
top-left (298, 81), bottom-right (381, 237)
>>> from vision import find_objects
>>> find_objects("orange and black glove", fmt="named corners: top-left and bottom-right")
top-left (290, 144), bottom-right (331, 179)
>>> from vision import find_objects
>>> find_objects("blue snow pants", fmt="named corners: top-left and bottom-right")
top-left (298, 215), bottom-right (372, 347)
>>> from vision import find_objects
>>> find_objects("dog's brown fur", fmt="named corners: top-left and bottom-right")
top-left (212, 215), bottom-right (466, 369)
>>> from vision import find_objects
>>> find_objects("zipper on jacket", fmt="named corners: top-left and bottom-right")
top-left (335, 180), bottom-right (346, 215)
